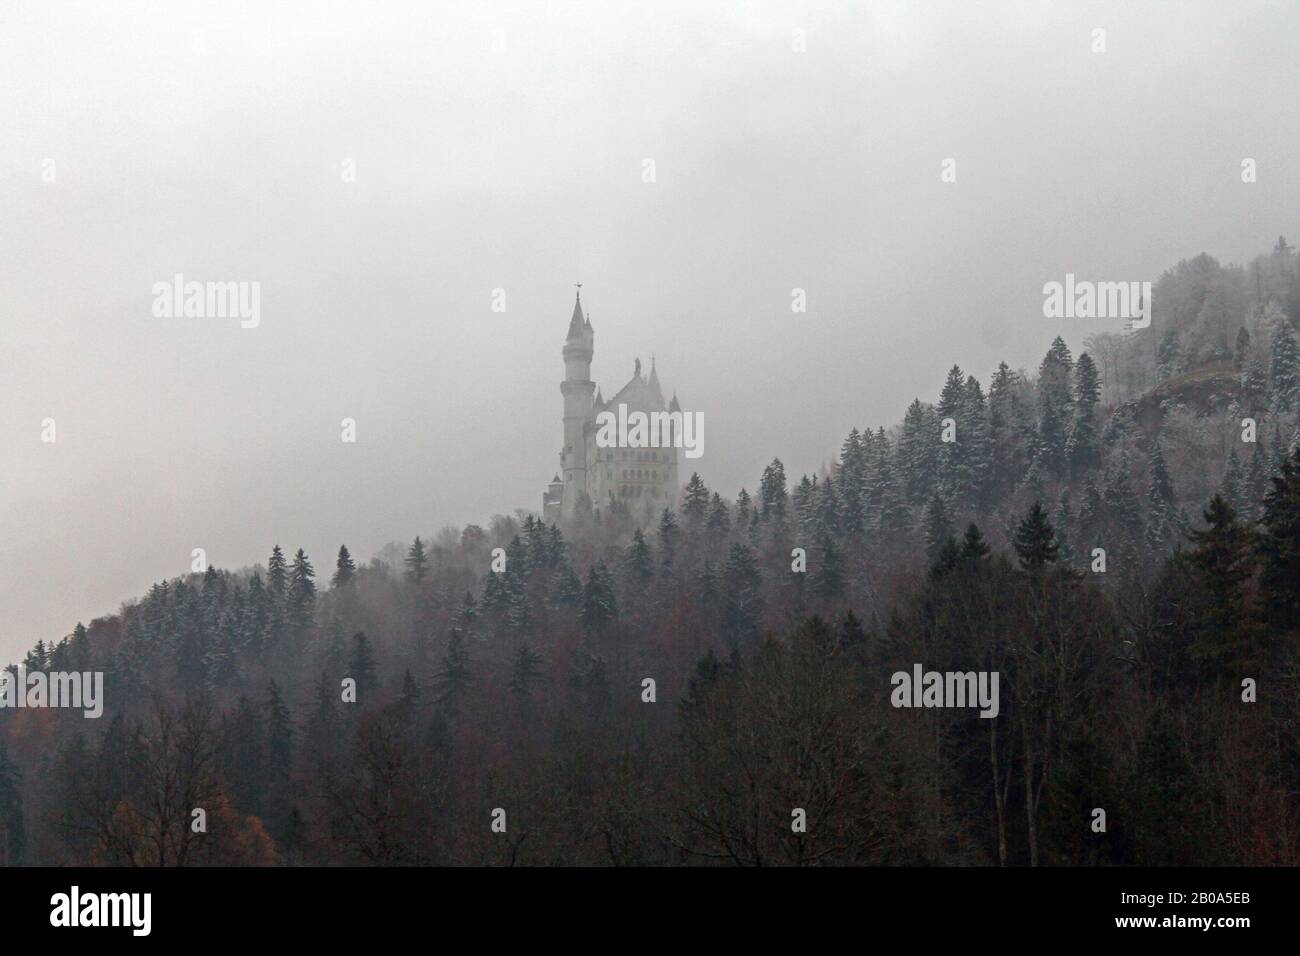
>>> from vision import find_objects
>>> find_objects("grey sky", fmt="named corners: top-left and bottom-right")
top-left (2, 0), bottom-right (1297, 661)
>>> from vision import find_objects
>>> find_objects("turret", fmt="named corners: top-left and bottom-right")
top-left (560, 289), bottom-right (596, 515)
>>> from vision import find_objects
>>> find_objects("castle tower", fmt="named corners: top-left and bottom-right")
top-left (560, 288), bottom-right (595, 515)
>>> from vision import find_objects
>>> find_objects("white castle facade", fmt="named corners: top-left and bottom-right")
top-left (542, 290), bottom-right (682, 522)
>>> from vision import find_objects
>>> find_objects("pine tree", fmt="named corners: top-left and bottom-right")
top-left (1103, 450), bottom-right (1145, 558)
top-left (1235, 326), bottom-right (1252, 366)
top-left (332, 545), bottom-right (357, 587)
top-left (696, 559), bottom-right (718, 606)
top-left (962, 375), bottom-right (992, 507)
top-left (1269, 314), bottom-right (1300, 413)
top-left (267, 545), bottom-right (288, 599)
top-left (265, 680), bottom-right (292, 786)
top-left (623, 528), bottom-right (654, 582)
top-left (657, 508), bottom-right (680, 575)
top-left (706, 492), bottom-right (731, 535)
top-left (435, 630), bottom-right (472, 706)
top-left (759, 459), bottom-right (788, 523)
top-left (1145, 439), bottom-right (1180, 552)
top-left (923, 493), bottom-right (952, 565)
top-left (1038, 337), bottom-right (1075, 473)
top-left (937, 365), bottom-right (969, 503)
top-left (872, 431), bottom-right (909, 531)
top-left (509, 644), bottom-right (544, 699)
top-left (793, 475), bottom-right (816, 535)
top-left (838, 428), bottom-right (867, 529)
top-left (580, 562), bottom-right (619, 633)
top-left (405, 537), bottom-right (429, 584)
top-left (548, 561), bottom-right (583, 608)
top-left (348, 631), bottom-right (377, 702)
top-left (1054, 490), bottom-right (1075, 565)
top-left (1187, 495), bottom-right (1256, 668)
top-left (838, 609), bottom-right (867, 653)
top-left (681, 473), bottom-right (710, 529)
top-left (289, 548), bottom-right (317, 629)
top-left (1074, 352), bottom-right (1101, 418)
top-left (722, 543), bottom-right (763, 645)
top-left (814, 474), bottom-right (843, 540)
top-left (811, 535), bottom-right (845, 599)
top-left (1258, 447), bottom-right (1300, 631)
top-left (1221, 450), bottom-right (1244, 515)
top-left (960, 523), bottom-right (991, 561)
top-left (1013, 502), bottom-right (1060, 570)
top-left (734, 489), bottom-right (752, 533)
top-left (898, 399), bottom-right (939, 505)
top-left (0, 740), bottom-right (25, 866)
top-left (988, 362), bottom-right (1029, 499)
top-left (399, 669), bottom-right (422, 716)
top-left (930, 536), bottom-right (961, 578)
top-left (456, 591), bottom-right (478, 628)
top-left (1244, 444), bottom-right (1269, 521)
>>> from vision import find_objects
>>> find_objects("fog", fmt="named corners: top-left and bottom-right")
top-left (2, 0), bottom-right (1297, 661)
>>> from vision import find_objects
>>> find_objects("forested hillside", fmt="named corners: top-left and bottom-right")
top-left (2, 236), bottom-right (1299, 866)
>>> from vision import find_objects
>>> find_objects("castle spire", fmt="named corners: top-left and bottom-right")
top-left (566, 286), bottom-right (585, 341)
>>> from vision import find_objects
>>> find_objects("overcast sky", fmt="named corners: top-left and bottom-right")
top-left (1, 0), bottom-right (1298, 661)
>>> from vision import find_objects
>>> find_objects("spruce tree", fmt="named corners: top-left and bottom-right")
top-left (265, 680), bottom-right (292, 785)
top-left (348, 631), bottom-right (377, 701)
top-left (548, 561), bottom-right (583, 608)
top-left (289, 548), bottom-right (317, 629)
top-left (721, 543), bottom-right (763, 644)
top-left (405, 536), bottom-right (429, 583)
top-left (435, 630), bottom-right (472, 706)
top-left (898, 399), bottom-right (939, 505)
top-left (658, 508), bottom-right (679, 575)
top-left (1269, 314), bottom-right (1300, 413)
top-left (623, 528), bottom-right (654, 582)
top-left (706, 492), bottom-right (732, 535)
top-left (811, 535), bottom-right (845, 599)
top-left (267, 545), bottom-right (288, 598)
top-left (838, 428), bottom-right (868, 527)
top-left (1221, 449), bottom-right (1244, 515)
top-left (1037, 337), bottom-right (1075, 473)
top-left (1013, 502), bottom-right (1060, 570)
top-left (937, 365), bottom-right (969, 503)
top-left (1188, 495), bottom-right (1256, 668)
top-left (962, 374), bottom-right (992, 507)
top-left (923, 493), bottom-right (952, 565)
top-left (681, 473), bottom-right (710, 529)
top-left (960, 522), bottom-right (991, 561)
top-left (509, 644), bottom-right (544, 699)
top-left (580, 562), bottom-right (619, 633)
top-left (332, 545), bottom-right (357, 587)
top-left (0, 740), bottom-right (25, 866)
top-left (1258, 447), bottom-right (1300, 631)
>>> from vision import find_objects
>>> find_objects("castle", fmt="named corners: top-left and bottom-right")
top-left (542, 289), bottom-right (682, 522)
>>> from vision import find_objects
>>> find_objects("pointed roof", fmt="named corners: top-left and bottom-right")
top-left (566, 291), bottom-right (585, 341)
top-left (647, 355), bottom-right (664, 404)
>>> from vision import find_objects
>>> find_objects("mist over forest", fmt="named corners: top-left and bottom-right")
top-left (4, 3), bottom-right (1300, 882)
top-left (3, 234), bottom-right (1300, 865)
